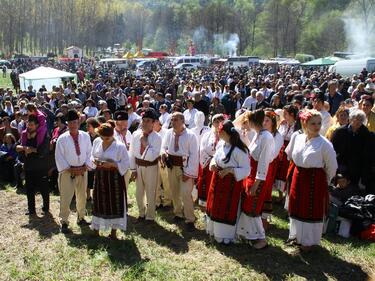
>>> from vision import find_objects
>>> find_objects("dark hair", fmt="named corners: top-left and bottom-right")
top-left (26, 103), bottom-right (37, 112)
top-left (283, 104), bottom-right (298, 119)
top-left (55, 113), bottom-right (66, 124)
top-left (97, 116), bottom-right (106, 124)
top-left (264, 110), bottom-right (278, 136)
top-left (86, 117), bottom-right (100, 129)
top-left (361, 95), bottom-right (374, 106)
top-left (107, 119), bottom-right (116, 128)
top-left (248, 109), bottom-right (265, 128)
top-left (28, 114), bottom-right (39, 125)
top-left (221, 120), bottom-right (248, 163)
top-left (96, 123), bottom-right (114, 137)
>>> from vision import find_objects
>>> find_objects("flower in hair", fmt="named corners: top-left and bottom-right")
top-left (218, 122), bottom-right (224, 133)
top-left (299, 110), bottom-right (312, 122)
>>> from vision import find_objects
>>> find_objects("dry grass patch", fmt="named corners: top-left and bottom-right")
top-left (0, 183), bottom-right (374, 281)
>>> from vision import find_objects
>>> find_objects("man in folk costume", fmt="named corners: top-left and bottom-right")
top-left (113, 110), bottom-right (133, 191)
top-left (161, 112), bottom-right (199, 231)
top-left (153, 119), bottom-right (172, 208)
top-left (129, 109), bottom-right (162, 222)
top-left (55, 110), bottom-right (94, 234)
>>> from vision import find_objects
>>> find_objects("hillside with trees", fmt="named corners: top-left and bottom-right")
top-left (0, 0), bottom-right (374, 57)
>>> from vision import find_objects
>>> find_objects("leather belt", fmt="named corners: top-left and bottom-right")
top-left (168, 154), bottom-right (183, 167)
top-left (135, 157), bottom-right (159, 167)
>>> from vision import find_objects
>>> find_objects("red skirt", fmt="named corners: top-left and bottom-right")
top-left (241, 157), bottom-right (268, 216)
top-left (197, 164), bottom-right (213, 203)
top-left (285, 161), bottom-right (296, 195)
top-left (275, 140), bottom-right (290, 182)
top-left (262, 158), bottom-right (279, 214)
top-left (288, 166), bottom-right (329, 222)
top-left (206, 172), bottom-right (243, 225)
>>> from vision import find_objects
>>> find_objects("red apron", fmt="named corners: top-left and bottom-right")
top-left (241, 157), bottom-right (268, 216)
top-left (288, 166), bottom-right (329, 222)
top-left (206, 172), bottom-right (243, 225)
top-left (261, 158), bottom-right (279, 215)
top-left (197, 164), bottom-right (213, 203)
top-left (275, 140), bottom-right (290, 183)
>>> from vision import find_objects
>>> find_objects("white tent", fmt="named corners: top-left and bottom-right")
top-left (19, 66), bottom-right (76, 91)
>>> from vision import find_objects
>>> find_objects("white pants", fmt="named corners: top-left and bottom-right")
top-left (135, 165), bottom-right (159, 220)
top-left (167, 166), bottom-right (195, 223)
top-left (58, 171), bottom-right (87, 224)
top-left (156, 163), bottom-right (172, 206)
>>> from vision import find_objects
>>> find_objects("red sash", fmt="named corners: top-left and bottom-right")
top-left (288, 166), bottom-right (328, 222)
top-left (206, 172), bottom-right (243, 225)
top-left (197, 164), bottom-right (213, 202)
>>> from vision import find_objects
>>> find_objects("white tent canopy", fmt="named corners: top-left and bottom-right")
top-left (19, 66), bottom-right (76, 91)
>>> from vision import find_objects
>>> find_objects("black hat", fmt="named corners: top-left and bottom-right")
top-left (114, 111), bottom-right (128, 121)
top-left (66, 109), bottom-right (79, 121)
top-left (142, 108), bottom-right (157, 120)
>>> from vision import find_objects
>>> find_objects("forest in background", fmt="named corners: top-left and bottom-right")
top-left (0, 0), bottom-right (374, 58)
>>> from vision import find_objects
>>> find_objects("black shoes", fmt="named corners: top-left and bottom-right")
top-left (173, 216), bottom-right (184, 223)
top-left (77, 218), bottom-right (90, 226)
top-left (185, 222), bottom-right (196, 232)
top-left (61, 223), bottom-right (71, 234)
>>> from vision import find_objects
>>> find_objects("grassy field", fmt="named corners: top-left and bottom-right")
top-left (0, 72), bottom-right (13, 89)
top-left (0, 183), bottom-right (374, 281)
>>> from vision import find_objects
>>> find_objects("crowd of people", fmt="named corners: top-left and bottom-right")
top-left (0, 60), bottom-right (374, 250)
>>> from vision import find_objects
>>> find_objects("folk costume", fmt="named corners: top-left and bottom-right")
top-left (55, 110), bottom-right (93, 225)
top-left (197, 129), bottom-right (220, 207)
top-left (90, 138), bottom-right (129, 231)
top-left (237, 129), bottom-right (274, 240)
top-left (274, 121), bottom-right (296, 192)
top-left (261, 130), bottom-right (284, 220)
top-left (285, 134), bottom-right (337, 246)
top-left (161, 127), bottom-right (199, 223)
top-left (206, 141), bottom-right (250, 243)
top-left (129, 110), bottom-right (162, 221)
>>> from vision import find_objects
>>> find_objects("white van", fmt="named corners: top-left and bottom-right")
top-left (331, 58), bottom-right (375, 77)
top-left (173, 56), bottom-right (203, 68)
top-left (226, 56), bottom-right (259, 67)
top-left (99, 58), bottom-right (129, 69)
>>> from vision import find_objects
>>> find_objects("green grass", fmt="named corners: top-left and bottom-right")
top-left (0, 183), bottom-right (374, 281)
top-left (0, 72), bottom-right (13, 89)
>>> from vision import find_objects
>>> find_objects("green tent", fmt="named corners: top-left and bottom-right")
top-left (301, 56), bottom-right (342, 66)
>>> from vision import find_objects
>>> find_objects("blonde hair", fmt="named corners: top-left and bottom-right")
top-left (299, 109), bottom-right (322, 133)
top-left (233, 110), bottom-right (251, 128)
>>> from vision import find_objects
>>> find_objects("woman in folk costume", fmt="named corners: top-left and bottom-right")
top-left (197, 114), bottom-right (225, 208)
top-left (233, 111), bottom-right (256, 148)
top-left (285, 109), bottom-right (337, 251)
top-left (237, 109), bottom-right (275, 249)
top-left (261, 109), bottom-right (284, 229)
top-left (191, 111), bottom-right (210, 146)
top-left (90, 123), bottom-right (130, 240)
top-left (274, 105), bottom-right (299, 202)
top-left (206, 120), bottom-right (250, 244)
